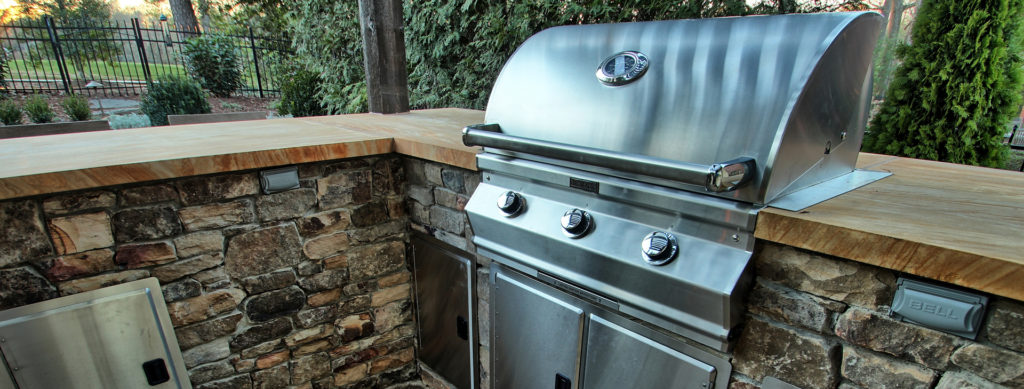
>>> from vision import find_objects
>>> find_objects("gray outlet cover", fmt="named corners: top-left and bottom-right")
top-left (890, 278), bottom-right (987, 339)
top-left (260, 166), bottom-right (300, 194)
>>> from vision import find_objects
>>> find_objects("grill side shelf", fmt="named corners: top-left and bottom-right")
top-left (463, 124), bottom-right (756, 192)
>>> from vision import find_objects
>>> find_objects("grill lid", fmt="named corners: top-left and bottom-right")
top-left (467, 12), bottom-right (884, 206)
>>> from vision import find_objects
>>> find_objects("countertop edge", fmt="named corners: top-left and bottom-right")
top-left (0, 109), bottom-right (483, 201)
top-left (755, 209), bottom-right (1024, 301)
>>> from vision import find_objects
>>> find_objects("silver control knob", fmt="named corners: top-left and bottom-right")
top-left (642, 231), bottom-right (678, 265)
top-left (561, 209), bottom-right (592, 238)
top-left (496, 191), bottom-right (525, 216)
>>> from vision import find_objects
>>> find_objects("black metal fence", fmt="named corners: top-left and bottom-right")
top-left (0, 17), bottom-right (292, 97)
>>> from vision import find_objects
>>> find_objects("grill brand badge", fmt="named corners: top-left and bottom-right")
top-left (596, 51), bottom-right (649, 86)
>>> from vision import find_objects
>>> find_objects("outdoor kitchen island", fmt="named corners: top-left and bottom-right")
top-left (0, 108), bottom-right (1021, 389)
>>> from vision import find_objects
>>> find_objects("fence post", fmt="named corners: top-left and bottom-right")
top-left (44, 17), bottom-right (72, 94)
top-left (131, 18), bottom-right (153, 84)
top-left (248, 27), bottom-right (264, 98)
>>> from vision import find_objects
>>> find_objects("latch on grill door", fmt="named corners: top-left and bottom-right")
top-left (463, 124), bottom-right (756, 192)
top-left (456, 315), bottom-right (469, 341)
top-left (555, 373), bottom-right (571, 389)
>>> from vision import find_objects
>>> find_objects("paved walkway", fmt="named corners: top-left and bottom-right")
top-left (89, 98), bottom-right (140, 115)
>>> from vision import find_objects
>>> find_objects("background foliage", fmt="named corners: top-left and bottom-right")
top-left (0, 99), bottom-right (22, 125)
top-left (0, 48), bottom-right (8, 96)
top-left (274, 61), bottom-right (327, 117)
top-left (287, 0), bottom-right (866, 114)
top-left (23, 94), bottom-right (54, 123)
top-left (60, 94), bottom-right (91, 121)
top-left (182, 34), bottom-right (243, 97)
top-left (864, 0), bottom-right (1024, 167)
top-left (288, 0), bottom-right (366, 114)
top-left (141, 75), bottom-right (212, 125)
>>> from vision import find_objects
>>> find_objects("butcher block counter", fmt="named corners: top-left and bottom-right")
top-left (0, 107), bottom-right (1021, 301)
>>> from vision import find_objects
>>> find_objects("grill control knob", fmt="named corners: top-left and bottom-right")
top-left (496, 191), bottom-right (525, 216)
top-left (561, 209), bottom-right (592, 238)
top-left (642, 231), bottom-right (678, 265)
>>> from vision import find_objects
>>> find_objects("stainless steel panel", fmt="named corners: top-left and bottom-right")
top-left (768, 169), bottom-right (891, 211)
top-left (476, 154), bottom-right (759, 232)
top-left (0, 362), bottom-right (14, 389)
top-left (583, 314), bottom-right (715, 389)
top-left (469, 175), bottom-right (752, 351)
top-left (483, 12), bottom-right (882, 205)
top-left (491, 263), bottom-right (734, 389)
top-left (0, 278), bottom-right (190, 388)
top-left (493, 270), bottom-right (584, 389)
top-left (412, 233), bottom-right (476, 389)
top-left (463, 127), bottom-right (756, 193)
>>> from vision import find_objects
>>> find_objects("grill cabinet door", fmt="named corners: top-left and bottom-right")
top-left (583, 314), bottom-right (716, 389)
top-left (412, 234), bottom-right (476, 389)
top-left (493, 270), bottom-right (584, 389)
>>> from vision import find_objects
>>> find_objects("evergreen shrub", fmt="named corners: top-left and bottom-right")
top-left (276, 63), bottom-right (326, 117)
top-left (0, 99), bottom-right (21, 125)
top-left (183, 34), bottom-right (242, 98)
top-left (865, 0), bottom-right (1024, 167)
top-left (61, 95), bottom-right (91, 121)
top-left (23, 94), bottom-right (54, 123)
top-left (141, 76), bottom-right (211, 126)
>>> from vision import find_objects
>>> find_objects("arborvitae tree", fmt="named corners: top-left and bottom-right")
top-left (865, 0), bottom-right (1024, 167)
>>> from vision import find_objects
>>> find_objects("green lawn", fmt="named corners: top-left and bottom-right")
top-left (4, 59), bottom-right (266, 90)
top-left (6, 59), bottom-right (185, 81)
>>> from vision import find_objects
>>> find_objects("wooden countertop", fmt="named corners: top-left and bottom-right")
top-left (757, 154), bottom-right (1024, 301)
top-left (0, 108), bottom-right (1021, 300)
top-left (0, 108), bottom-right (483, 201)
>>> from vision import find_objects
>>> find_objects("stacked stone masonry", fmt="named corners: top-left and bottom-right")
top-left (2, 153), bottom-right (1023, 389)
top-left (732, 243), bottom-right (1024, 389)
top-left (0, 156), bottom-right (424, 389)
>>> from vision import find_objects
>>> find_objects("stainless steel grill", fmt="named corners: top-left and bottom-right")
top-left (464, 11), bottom-right (883, 389)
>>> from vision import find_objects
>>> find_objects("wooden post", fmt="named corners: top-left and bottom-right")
top-left (358, 0), bottom-right (410, 114)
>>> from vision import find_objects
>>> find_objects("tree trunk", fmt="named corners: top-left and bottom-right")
top-left (877, 0), bottom-right (914, 96)
top-left (197, 0), bottom-right (212, 32)
top-left (169, 0), bottom-right (200, 34)
top-left (358, 0), bottom-right (409, 113)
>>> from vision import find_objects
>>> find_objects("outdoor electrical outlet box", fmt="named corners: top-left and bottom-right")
top-left (890, 278), bottom-right (987, 339)
top-left (260, 166), bottom-right (300, 194)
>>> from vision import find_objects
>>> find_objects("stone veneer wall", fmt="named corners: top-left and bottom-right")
top-left (401, 158), bottom-right (487, 389)
top-left (399, 158), bottom-right (1024, 389)
top-left (2, 154), bottom-right (1022, 389)
top-left (0, 156), bottom-right (422, 389)
top-left (732, 242), bottom-right (1024, 389)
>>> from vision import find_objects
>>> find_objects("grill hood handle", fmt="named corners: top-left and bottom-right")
top-left (463, 124), bottom-right (756, 193)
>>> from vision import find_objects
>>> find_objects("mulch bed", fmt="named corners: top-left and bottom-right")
top-left (1, 93), bottom-right (275, 123)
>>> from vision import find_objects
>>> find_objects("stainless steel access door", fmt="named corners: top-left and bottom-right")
top-left (493, 270), bottom-right (584, 389)
top-left (412, 233), bottom-right (476, 389)
top-left (583, 314), bottom-right (716, 388)
top-left (0, 278), bottom-right (190, 388)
